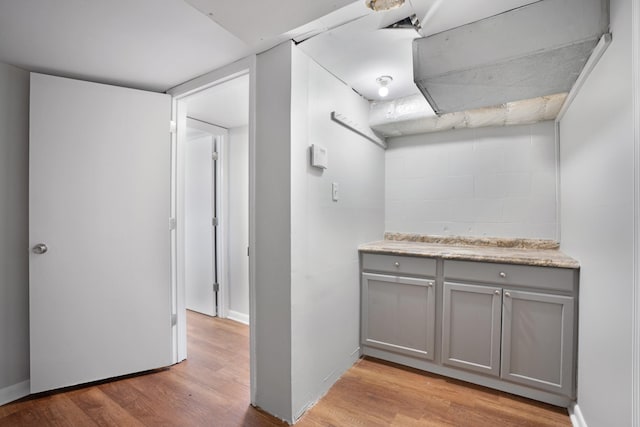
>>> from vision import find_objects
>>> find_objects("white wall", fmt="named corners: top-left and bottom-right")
top-left (184, 133), bottom-right (215, 316)
top-left (559, 0), bottom-right (634, 425)
top-left (386, 122), bottom-right (557, 239)
top-left (227, 126), bottom-right (249, 323)
top-left (289, 48), bottom-right (385, 419)
top-left (0, 62), bottom-right (30, 404)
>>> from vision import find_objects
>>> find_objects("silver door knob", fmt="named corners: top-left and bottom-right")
top-left (32, 243), bottom-right (48, 254)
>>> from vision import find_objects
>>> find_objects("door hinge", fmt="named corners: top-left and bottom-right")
top-left (212, 283), bottom-right (220, 293)
top-left (212, 217), bottom-right (218, 227)
top-left (212, 151), bottom-right (219, 161)
top-left (171, 313), bottom-right (177, 326)
top-left (169, 120), bottom-right (177, 134)
top-left (169, 218), bottom-right (177, 230)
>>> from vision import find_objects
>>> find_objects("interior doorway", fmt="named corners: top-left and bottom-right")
top-left (184, 122), bottom-right (224, 317)
top-left (172, 70), bottom-right (251, 362)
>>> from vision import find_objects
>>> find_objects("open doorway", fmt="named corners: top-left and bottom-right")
top-left (172, 71), bottom-right (250, 362)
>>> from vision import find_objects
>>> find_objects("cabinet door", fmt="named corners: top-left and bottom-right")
top-left (362, 273), bottom-right (436, 360)
top-left (501, 289), bottom-right (575, 396)
top-left (442, 282), bottom-right (502, 376)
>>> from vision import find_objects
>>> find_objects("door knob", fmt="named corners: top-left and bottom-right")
top-left (32, 243), bottom-right (48, 254)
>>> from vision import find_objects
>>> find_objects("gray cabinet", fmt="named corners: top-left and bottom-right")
top-left (442, 282), bottom-right (502, 376)
top-left (362, 273), bottom-right (436, 360)
top-left (501, 289), bottom-right (574, 396)
top-left (359, 252), bottom-right (578, 405)
top-left (444, 260), bottom-right (577, 399)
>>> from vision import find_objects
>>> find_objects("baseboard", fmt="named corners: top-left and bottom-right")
top-left (0, 380), bottom-right (30, 406)
top-left (227, 310), bottom-right (249, 325)
top-left (569, 403), bottom-right (588, 427)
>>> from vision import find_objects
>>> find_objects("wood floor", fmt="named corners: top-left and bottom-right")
top-left (0, 311), bottom-right (571, 426)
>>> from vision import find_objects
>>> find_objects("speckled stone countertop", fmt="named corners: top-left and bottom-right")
top-left (359, 234), bottom-right (580, 269)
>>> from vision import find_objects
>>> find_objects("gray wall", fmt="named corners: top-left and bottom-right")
top-left (0, 62), bottom-right (30, 402)
top-left (252, 42), bottom-right (385, 423)
top-left (289, 47), bottom-right (385, 419)
top-left (227, 126), bottom-right (249, 322)
top-left (559, 0), bottom-right (634, 424)
top-left (253, 42), bottom-right (293, 421)
top-left (386, 122), bottom-right (557, 239)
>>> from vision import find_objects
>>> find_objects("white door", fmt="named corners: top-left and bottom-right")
top-left (185, 131), bottom-right (216, 316)
top-left (29, 73), bottom-right (173, 393)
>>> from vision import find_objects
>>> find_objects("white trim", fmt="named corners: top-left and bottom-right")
top-left (167, 57), bottom-right (252, 99)
top-left (227, 310), bottom-right (250, 325)
top-left (0, 380), bottom-right (30, 406)
top-left (215, 134), bottom-right (228, 319)
top-left (556, 34), bottom-right (612, 122)
top-left (169, 58), bottom-right (255, 368)
top-left (569, 403), bottom-right (588, 427)
top-left (186, 117), bottom-right (228, 136)
top-left (247, 54), bottom-right (258, 406)
top-left (554, 121), bottom-right (561, 242)
top-left (632, 0), bottom-right (640, 424)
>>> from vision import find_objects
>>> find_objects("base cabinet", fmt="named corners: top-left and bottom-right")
top-left (362, 273), bottom-right (436, 360)
top-left (360, 253), bottom-right (578, 406)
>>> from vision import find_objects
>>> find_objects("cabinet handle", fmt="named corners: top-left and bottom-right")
top-left (494, 290), bottom-right (501, 295)
top-left (505, 292), bottom-right (511, 298)
top-left (499, 271), bottom-right (506, 278)
top-left (394, 262), bottom-right (400, 267)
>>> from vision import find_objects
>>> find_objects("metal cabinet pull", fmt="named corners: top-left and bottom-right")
top-left (499, 271), bottom-right (507, 278)
top-left (394, 262), bottom-right (400, 267)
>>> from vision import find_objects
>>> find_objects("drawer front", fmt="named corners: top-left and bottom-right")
top-left (444, 260), bottom-right (574, 292)
top-left (362, 253), bottom-right (436, 277)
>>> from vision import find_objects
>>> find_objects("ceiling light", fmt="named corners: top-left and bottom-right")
top-left (376, 75), bottom-right (393, 97)
top-left (365, 0), bottom-right (405, 11)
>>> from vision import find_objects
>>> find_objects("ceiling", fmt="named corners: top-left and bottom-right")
top-left (297, 0), bottom-right (541, 103)
top-left (0, 0), bottom-right (540, 100)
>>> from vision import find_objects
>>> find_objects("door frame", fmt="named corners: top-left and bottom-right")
top-left (167, 56), bottom-right (256, 409)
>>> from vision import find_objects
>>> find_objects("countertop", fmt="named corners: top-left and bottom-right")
top-left (359, 236), bottom-right (580, 269)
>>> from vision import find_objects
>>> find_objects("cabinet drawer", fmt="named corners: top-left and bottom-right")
top-left (444, 260), bottom-right (575, 292)
top-left (362, 253), bottom-right (436, 277)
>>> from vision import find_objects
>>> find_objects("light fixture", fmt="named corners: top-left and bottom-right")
top-left (376, 75), bottom-right (393, 97)
top-left (365, 0), bottom-right (405, 11)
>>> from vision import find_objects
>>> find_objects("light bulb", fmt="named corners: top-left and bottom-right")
top-left (376, 75), bottom-right (393, 98)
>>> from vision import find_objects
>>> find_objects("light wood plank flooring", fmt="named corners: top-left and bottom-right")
top-left (0, 311), bottom-right (571, 426)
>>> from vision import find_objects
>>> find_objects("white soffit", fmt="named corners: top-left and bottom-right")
top-left (413, 0), bottom-right (609, 114)
top-left (185, 74), bottom-right (249, 129)
top-left (183, 0), bottom-right (356, 46)
top-left (417, 0), bottom-right (541, 37)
